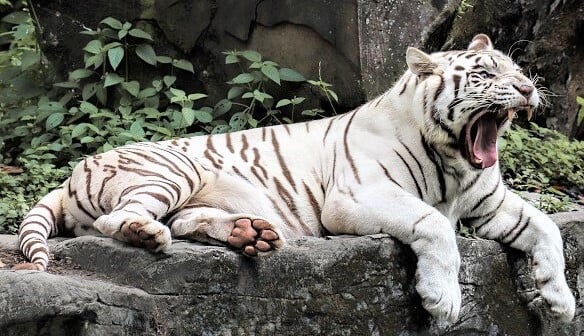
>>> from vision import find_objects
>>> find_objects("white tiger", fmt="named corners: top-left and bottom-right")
top-left (15, 34), bottom-right (575, 323)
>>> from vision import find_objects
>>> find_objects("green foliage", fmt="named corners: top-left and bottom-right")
top-left (0, 13), bottom-right (339, 233)
top-left (499, 123), bottom-right (584, 212)
top-left (220, 51), bottom-right (335, 131)
top-left (0, 160), bottom-right (71, 234)
top-left (522, 192), bottom-right (572, 214)
top-left (576, 96), bottom-right (584, 128)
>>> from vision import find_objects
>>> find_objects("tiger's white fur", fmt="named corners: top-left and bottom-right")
top-left (15, 34), bottom-right (575, 323)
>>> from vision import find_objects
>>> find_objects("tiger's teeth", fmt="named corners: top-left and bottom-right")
top-left (507, 108), bottom-right (516, 122)
top-left (526, 108), bottom-right (533, 121)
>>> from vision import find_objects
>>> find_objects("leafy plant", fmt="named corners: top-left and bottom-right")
top-left (0, 160), bottom-right (71, 234)
top-left (0, 13), bottom-right (340, 233)
top-left (499, 123), bottom-right (584, 212)
top-left (219, 50), bottom-right (336, 132)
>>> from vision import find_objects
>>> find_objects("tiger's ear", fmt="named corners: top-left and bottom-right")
top-left (468, 34), bottom-right (493, 51)
top-left (406, 47), bottom-right (437, 75)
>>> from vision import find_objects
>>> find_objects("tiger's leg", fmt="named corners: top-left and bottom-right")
top-left (168, 204), bottom-right (284, 256)
top-left (91, 191), bottom-right (173, 252)
top-left (463, 186), bottom-right (575, 322)
top-left (322, 191), bottom-right (461, 323)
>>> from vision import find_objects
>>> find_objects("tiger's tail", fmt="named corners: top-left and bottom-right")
top-left (13, 183), bottom-right (67, 271)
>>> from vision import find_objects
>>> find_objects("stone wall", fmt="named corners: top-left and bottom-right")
top-left (33, 0), bottom-right (584, 137)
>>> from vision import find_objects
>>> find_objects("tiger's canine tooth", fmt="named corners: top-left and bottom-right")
top-left (526, 107), bottom-right (533, 121)
top-left (507, 108), bottom-right (516, 122)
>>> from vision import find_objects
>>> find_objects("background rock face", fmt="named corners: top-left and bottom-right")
top-left (34, 0), bottom-right (584, 137)
top-left (0, 211), bottom-right (583, 335)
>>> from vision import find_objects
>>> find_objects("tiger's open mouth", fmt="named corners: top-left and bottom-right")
top-left (463, 106), bottom-right (533, 169)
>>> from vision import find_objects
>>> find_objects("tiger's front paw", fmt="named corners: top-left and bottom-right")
top-left (539, 278), bottom-right (576, 322)
top-left (416, 271), bottom-right (461, 323)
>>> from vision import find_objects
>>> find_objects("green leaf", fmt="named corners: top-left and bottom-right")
top-left (301, 109), bottom-right (319, 117)
top-left (291, 97), bottom-right (306, 105)
top-left (96, 85), bottom-right (107, 105)
top-left (155, 127), bottom-right (172, 136)
top-left (249, 62), bottom-right (263, 69)
top-left (2, 12), bottom-right (31, 25)
top-left (118, 29), bottom-right (128, 39)
top-left (182, 107), bottom-right (196, 126)
top-left (107, 46), bottom-right (125, 71)
top-left (195, 110), bottom-right (213, 123)
top-left (104, 73), bottom-right (123, 87)
top-left (172, 59), bottom-right (194, 73)
top-left (138, 88), bottom-right (157, 99)
top-left (80, 30), bottom-right (99, 36)
top-left (100, 17), bottom-right (123, 30)
top-left (261, 65), bottom-right (281, 85)
top-left (225, 54), bottom-right (239, 64)
top-left (85, 54), bottom-right (104, 69)
top-left (156, 56), bottom-right (172, 64)
top-left (46, 113), bottom-right (64, 131)
top-left (212, 124), bottom-right (230, 134)
top-left (53, 81), bottom-right (79, 88)
top-left (214, 99), bottom-right (232, 117)
top-left (240, 50), bottom-right (262, 62)
top-left (187, 93), bottom-right (208, 101)
top-left (248, 115), bottom-right (258, 128)
top-left (163, 75), bottom-right (176, 87)
top-left (130, 121), bottom-right (146, 139)
top-left (328, 90), bottom-right (339, 103)
top-left (128, 28), bottom-right (153, 40)
top-left (241, 92), bottom-right (254, 99)
top-left (169, 87), bottom-right (186, 98)
top-left (71, 123), bottom-right (88, 138)
top-left (20, 50), bottom-right (40, 70)
top-left (80, 101), bottom-right (99, 114)
top-left (83, 40), bottom-right (103, 54)
top-left (279, 68), bottom-right (306, 82)
top-left (80, 136), bottom-right (95, 144)
top-left (227, 86), bottom-right (245, 100)
top-left (232, 73), bottom-right (254, 84)
top-left (135, 44), bottom-right (157, 66)
top-left (229, 112), bottom-right (247, 131)
top-left (69, 69), bottom-right (94, 81)
top-left (276, 99), bottom-right (291, 108)
top-left (82, 83), bottom-right (97, 100)
top-left (121, 81), bottom-right (140, 97)
top-left (103, 42), bottom-right (123, 51)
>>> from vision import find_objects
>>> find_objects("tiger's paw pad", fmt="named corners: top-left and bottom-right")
top-left (227, 218), bottom-right (282, 256)
top-left (120, 219), bottom-right (171, 252)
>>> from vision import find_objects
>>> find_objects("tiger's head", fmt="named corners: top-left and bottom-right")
top-left (405, 34), bottom-right (540, 169)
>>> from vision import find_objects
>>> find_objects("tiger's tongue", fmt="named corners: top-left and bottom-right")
top-left (473, 116), bottom-right (498, 168)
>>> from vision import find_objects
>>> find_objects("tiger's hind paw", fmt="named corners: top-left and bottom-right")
top-left (227, 218), bottom-right (283, 256)
top-left (120, 218), bottom-right (171, 252)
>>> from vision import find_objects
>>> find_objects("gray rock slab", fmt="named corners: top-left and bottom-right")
top-left (1, 210), bottom-right (582, 335)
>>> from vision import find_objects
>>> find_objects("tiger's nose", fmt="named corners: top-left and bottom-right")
top-left (513, 83), bottom-right (534, 98)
